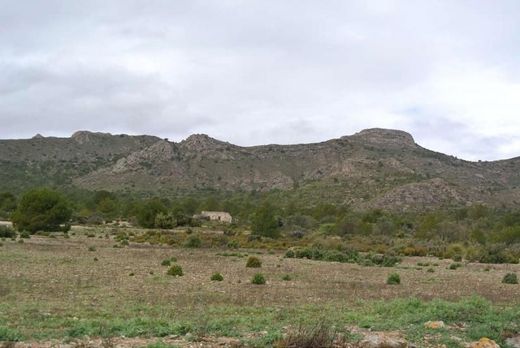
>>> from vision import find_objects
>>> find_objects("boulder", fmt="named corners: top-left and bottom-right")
top-left (359, 332), bottom-right (408, 348)
top-left (468, 338), bottom-right (500, 348)
top-left (505, 335), bottom-right (520, 348)
top-left (424, 321), bottom-right (445, 329)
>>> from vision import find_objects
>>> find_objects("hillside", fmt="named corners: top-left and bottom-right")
top-left (1, 128), bottom-right (520, 211)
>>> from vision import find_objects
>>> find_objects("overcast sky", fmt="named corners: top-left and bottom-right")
top-left (1, 1), bottom-right (520, 160)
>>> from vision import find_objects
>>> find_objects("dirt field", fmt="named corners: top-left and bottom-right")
top-left (1, 228), bottom-right (520, 347)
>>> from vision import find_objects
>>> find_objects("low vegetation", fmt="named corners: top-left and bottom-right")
top-left (387, 273), bottom-right (401, 285)
top-left (502, 273), bottom-right (518, 284)
top-left (251, 273), bottom-right (266, 284)
top-left (166, 265), bottom-right (183, 277)
top-left (246, 256), bottom-right (262, 268)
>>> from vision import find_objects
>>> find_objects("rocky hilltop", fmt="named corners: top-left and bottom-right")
top-left (1, 128), bottom-right (519, 211)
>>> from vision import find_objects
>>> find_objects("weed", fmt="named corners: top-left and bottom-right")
top-left (246, 256), bottom-right (262, 268)
top-left (502, 273), bottom-right (518, 284)
top-left (210, 272), bottom-right (224, 281)
top-left (387, 273), bottom-right (401, 285)
top-left (167, 265), bottom-right (184, 277)
top-left (251, 273), bottom-right (266, 285)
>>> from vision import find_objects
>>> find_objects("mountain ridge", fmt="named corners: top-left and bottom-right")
top-left (1, 128), bottom-right (519, 211)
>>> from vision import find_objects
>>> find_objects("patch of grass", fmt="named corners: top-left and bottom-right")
top-left (282, 274), bottom-right (292, 281)
top-left (0, 326), bottom-right (23, 341)
top-left (184, 235), bottom-right (201, 248)
top-left (161, 259), bottom-right (171, 266)
top-left (251, 273), bottom-right (266, 285)
top-left (210, 272), bottom-right (224, 281)
top-left (246, 256), bottom-right (262, 268)
top-left (166, 265), bottom-right (183, 277)
top-left (386, 273), bottom-right (401, 285)
top-left (449, 263), bottom-right (462, 270)
top-left (502, 273), bottom-right (518, 284)
top-left (275, 321), bottom-right (347, 348)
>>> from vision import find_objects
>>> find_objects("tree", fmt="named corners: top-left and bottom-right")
top-left (251, 201), bottom-right (280, 238)
top-left (12, 188), bottom-right (72, 233)
top-left (0, 192), bottom-right (17, 218)
top-left (136, 199), bottom-right (167, 228)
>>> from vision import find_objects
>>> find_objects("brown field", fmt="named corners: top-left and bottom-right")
top-left (1, 227), bottom-right (520, 347)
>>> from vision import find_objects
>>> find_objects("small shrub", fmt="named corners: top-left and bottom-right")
top-left (275, 321), bottom-right (343, 348)
top-left (88, 246), bottom-right (96, 252)
top-left (0, 225), bottom-right (16, 238)
top-left (129, 272), bottom-right (135, 276)
top-left (246, 256), bottom-right (262, 268)
top-left (427, 268), bottom-right (435, 273)
top-left (285, 249), bottom-right (295, 258)
top-left (282, 274), bottom-right (292, 281)
top-left (167, 265), bottom-right (183, 277)
top-left (161, 259), bottom-right (171, 266)
top-left (210, 272), bottom-right (224, 281)
top-left (449, 263), bottom-right (462, 270)
top-left (184, 235), bottom-right (201, 248)
top-left (251, 273), bottom-right (266, 285)
top-left (502, 273), bottom-right (518, 284)
top-left (93, 257), bottom-right (98, 261)
top-left (387, 273), bottom-right (401, 285)
top-left (20, 231), bottom-right (30, 239)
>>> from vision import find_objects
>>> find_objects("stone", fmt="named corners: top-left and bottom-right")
top-left (506, 335), bottom-right (520, 348)
top-left (359, 332), bottom-right (408, 348)
top-left (424, 321), bottom-right (445, 329)
top-left (468, 338), bottom-right (500, 348)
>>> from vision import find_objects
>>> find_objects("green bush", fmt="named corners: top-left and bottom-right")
top-left (167, 265), bottom-right (183, 277)
top-left (449, 263), bottom-right (462, 270)
top-left (285, 249), bottom-right (295, 258)
top-left (251, 273), bottom-right (266, 285)
top-left (386, 273), bottom-right (401, 285)
top-left (282, 274), bottom-right (292, 281)
top-left (184, 235), bottom-right (201, 248)
top-left (88, 246), bottom-right (96, 252)
top-left (210, 272), bottom-right (224, 281)
top-left (502, 273), bottom-right (518, 284)
top-left (0, 225), bottom-right (16, 238)
top-left (246, 256), bottom-right (262, 268)
top-left (12, 188), bottom-right (72, 233)
top-left (161, 259), bottom-right (171, 266)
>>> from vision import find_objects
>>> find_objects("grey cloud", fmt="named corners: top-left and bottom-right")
top-left (1, 0), bottom-right (519, 160)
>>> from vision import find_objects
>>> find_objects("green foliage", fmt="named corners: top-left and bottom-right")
top-left (0, 192), bottom-right (17, 218)
top-left (155, 212), bottom-right (176, 229)
top-left (251, 273), bottom-right (266, 285)
top-left (210, 272), bottom-right (224, 281)
top-left (161, 259), bottom-right (171, 266)
top-left (246, 256), bottom-right (262, 268)
top-left (282, 274), bottom-right (292, 281)
top-left (502, 273), bottom-right (518, 284)
top-left (386, 273), bottom-right (401, 285)
top-left (184, 235), bottom-right (202, 248)
top-left (12, 188), bottom-right (72, 233)
top-left (449, 263), bottom-right (462, 270)
top-left (137, 199), bottom-right (168, 228)
top-left (166, 265), bottom-right (183, 277)
top-left (251, 201), bottom-right (280, 238)
top-left (0, 225), bottom-right (16, 238)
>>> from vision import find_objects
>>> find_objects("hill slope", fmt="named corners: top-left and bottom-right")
top-left (1, 128), bottom-right (520, 210)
